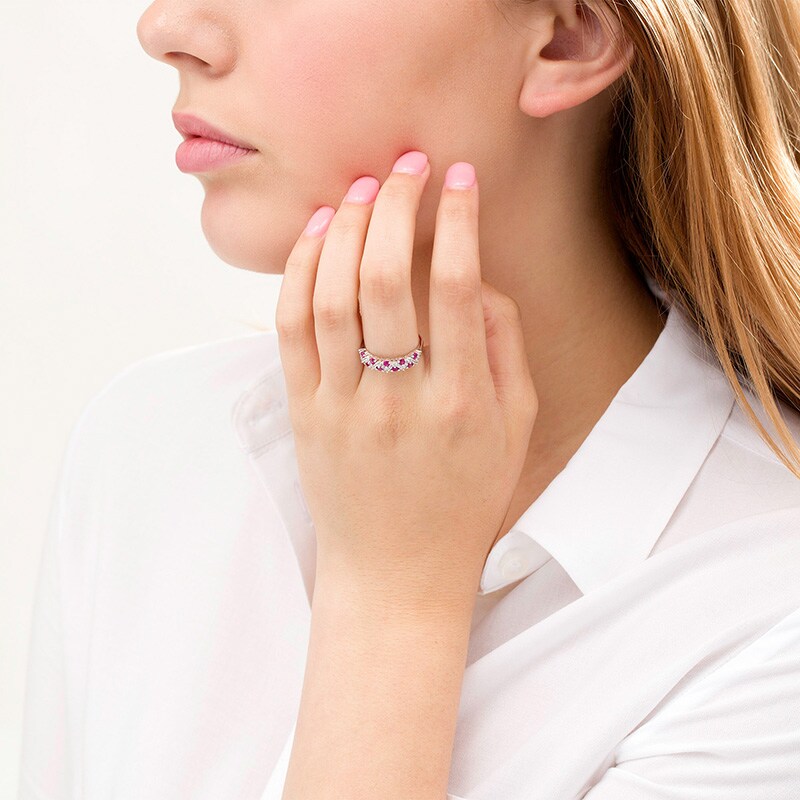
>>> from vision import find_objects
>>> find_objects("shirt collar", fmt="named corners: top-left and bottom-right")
top-left (231, 277), bottom-right (737, 603)
top-left (487, 284), bottom-right (737, 595)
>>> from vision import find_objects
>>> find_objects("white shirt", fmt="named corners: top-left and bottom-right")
top-left (19, 277), bottom-right (800, 800)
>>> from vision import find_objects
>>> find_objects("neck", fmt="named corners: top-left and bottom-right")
top-left (408, 186), bottom-right (666, 549)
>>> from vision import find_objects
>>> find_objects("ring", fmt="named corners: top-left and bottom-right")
top-left (358, 334), bottom-right (424, 373)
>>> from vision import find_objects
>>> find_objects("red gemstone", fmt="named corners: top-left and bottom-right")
top-left (383, 360), bottom-right (389, 366)
top-left (399, 358), bottom-right (405, 364)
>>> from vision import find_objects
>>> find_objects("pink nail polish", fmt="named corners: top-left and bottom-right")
top-left (445, 162), bottom-right (476, 190)
top-left (304, 207), bottom-right (336, 237)
top-left (344, 176), bottom-right (380, 204)
top-left (392, 151), bottom-right (428, 175)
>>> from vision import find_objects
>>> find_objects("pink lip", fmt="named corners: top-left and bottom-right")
top-left (175, 138), bottom-right (257, 173)
top-left (172, 111), bottom-right (258, 173)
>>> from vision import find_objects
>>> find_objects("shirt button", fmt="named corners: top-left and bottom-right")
top-left (498, 547), bottom-right (531, 581)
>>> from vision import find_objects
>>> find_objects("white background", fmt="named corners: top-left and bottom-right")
top-left (1, 3), bottom-right (283, 795)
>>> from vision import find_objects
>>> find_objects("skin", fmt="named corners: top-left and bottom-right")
top-left (136, 0), bottom-right (666, 558)
top-left (137, 2), bottom-right (667, 795)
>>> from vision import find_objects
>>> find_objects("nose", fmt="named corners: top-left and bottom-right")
top-left (136, 1), bottom-right (236, 77)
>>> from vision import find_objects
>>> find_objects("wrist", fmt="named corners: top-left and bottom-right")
top-left (283, 552), bottom-right (476, 800)
top-left (312, 554), bottom-right (478, 630)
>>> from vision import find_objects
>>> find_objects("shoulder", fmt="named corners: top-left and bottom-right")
top-left (61, 329), bottom-right (282, 480)
top-left (720, 381), bottom-right (800, 470)
top-left (93, 328), bottom-right (280, 409)
top-left (658, 377), bottom-right (800, 563)
top-left (710, 381), bottom-right (800, 514)
top-left (85, 329), bottom-right (279, 420)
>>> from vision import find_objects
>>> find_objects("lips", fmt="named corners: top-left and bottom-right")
top-left (172, 111), bottom-right (257, 151)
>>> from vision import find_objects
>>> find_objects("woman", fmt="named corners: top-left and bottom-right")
top-left (19, 0), bottom-right (800, 797)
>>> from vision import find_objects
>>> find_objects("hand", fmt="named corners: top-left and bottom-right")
top-left (275, 153), bottom-right (538, 614)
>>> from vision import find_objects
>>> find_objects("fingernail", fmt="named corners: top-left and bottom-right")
top-left (304, 206), bottom-right (336, 237)
top-left (344, 176), bottom-right (380, 204)
top-left (445, 162), bottom-right (476, 190)
top-left (392, 151), bottom-right (428, 175)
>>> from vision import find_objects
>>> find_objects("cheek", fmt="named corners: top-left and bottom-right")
top-left (258, 31), bottom-right (420, 228)
top-left (265, 19), bottom-right (392, 147)
top-left (253, 5), bottom-right (457, 178)
top-left (275, 43), bottom-right (349, 128)
top-left (205, 4), bottom-right (498, 274)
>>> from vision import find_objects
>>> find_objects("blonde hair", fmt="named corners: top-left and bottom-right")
top-left (515, 0), bottom-right (800, 478)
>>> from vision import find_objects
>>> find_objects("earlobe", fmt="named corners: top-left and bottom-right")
top-left (517, 0), bottom-right (634, 118)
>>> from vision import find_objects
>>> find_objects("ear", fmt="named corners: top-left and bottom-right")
top-left (515, 0), bottom-right (635, 118)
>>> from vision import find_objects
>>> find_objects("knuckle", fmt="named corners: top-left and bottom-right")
top-left (437, 391), bottom-right (479, 432)
top-left (378, 179), bottom-right (413, 206)
top-left (275, 311), bottom-right (308, 343)
top-left (328, 212), bottom-right (362, 239)
top-left (360, 263), bottom-right (407, 304)
top-left (432, 272), bottom-right (480, 305)
top-left (313, 296), bottom-right (352, 331)
top-left (444, 198), bottom-right (476, 225)
top-left (501, 294), bottom-right (523, 322)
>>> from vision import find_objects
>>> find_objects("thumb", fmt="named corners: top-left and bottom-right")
top-left (480, 279), bottom-right (538, 418)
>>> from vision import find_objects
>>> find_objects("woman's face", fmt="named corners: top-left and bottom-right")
top-left (136, 0), bottom-right (535, 273)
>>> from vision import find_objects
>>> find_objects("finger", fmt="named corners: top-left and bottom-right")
top-left (481, 280), bottom-right (537, 417)
top-left (428, 162), bottom-right (491, 393)
top-left (313, 176), bottom-right (379, 396)
top-left (275, 206), bottom-right (336, 402)
top-left (357, 151), bottom-right (431, 388)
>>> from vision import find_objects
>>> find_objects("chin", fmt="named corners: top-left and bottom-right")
top-left (198, 188), bottom-right (294, 275)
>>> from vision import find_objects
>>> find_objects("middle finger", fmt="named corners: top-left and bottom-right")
top-left (357, 151), bottom-right (431, 386)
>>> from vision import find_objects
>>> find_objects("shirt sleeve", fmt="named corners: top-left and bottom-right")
top-left (583, 604), bottom-right (800, 799)
top-left (17, 415), bottom-right (86, 800)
